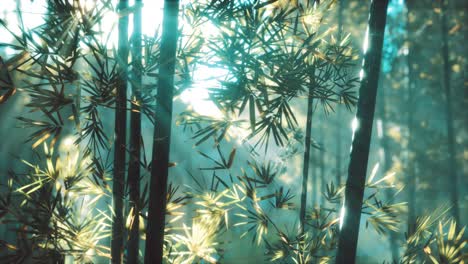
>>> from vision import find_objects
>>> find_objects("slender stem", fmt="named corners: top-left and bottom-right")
top-left (319, 124), bottom-right (325, 206)
top-left (405, 0), bottom-right (417, 237)
top-left (127, 0), bottom-right (142, 262)
top-left (299, 72), bottom-right (315, 234)
top-left (144, 1), bottom-right (180, 263)
top-left (338, 0), bottom-right (344, 40)
top-left (335, 0), bottom-right (389, 262)
top-left (440, 0), bottom-right (459, 225)
top-left (335, 0), bottom-right (344, 187)
top-left (111, 1), bottom-right (128, 263)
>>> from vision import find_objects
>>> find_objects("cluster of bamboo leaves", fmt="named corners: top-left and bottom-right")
top-left (0, 1), bottom-right (120, 262)
top-left (0, 143), bottom-right (110, 263)
top-left (400, 206), bottom-right (466, 263)
top-left (179, 0), bottom-right (358, 151)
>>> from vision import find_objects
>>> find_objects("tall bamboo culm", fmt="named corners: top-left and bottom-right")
top-left (127, 0), bottom-right (142, 262)
top-left (144, 1), bottom-right (180, 263)
top-left (111, 0), bottom-right (129, 263)
top-left (335, 0), bottom-right (389, 262)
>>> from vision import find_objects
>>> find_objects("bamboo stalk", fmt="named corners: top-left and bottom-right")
top-left (127, 0), bottom-right (142, 262)
top-left (440, 0), bottom-right (459, 226)
top-left (405, 1), bottom-right (416, 237)
top-left (335, 0), bottom-right (389, 262)
top-left (299, 72), bottom-right (315, 234)
top-left (144, 1), bottom-right (180, 263)
top-left (111, 0), bottom-right (129, 263)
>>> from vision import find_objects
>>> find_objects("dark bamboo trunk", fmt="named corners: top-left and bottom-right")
top-left (335, 0), bottom-right (389, 262)
top-left (299, 74), bottom-right (315, 234)
top-left (440, 0), bottom-right (459, 225)
top-left (111, 0), bottom-right (129, 263)
top-left (405, 0), bottom-right (416, 237)
top-left (127, 0), bottom-right (142, 262)
top-left (406, 73), bottom-right (416, 237)
top-left (144, 1), bottom-right (180, 263)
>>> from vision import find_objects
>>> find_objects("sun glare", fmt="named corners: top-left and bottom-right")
top-left (351, 117), bottom-right (359, 135)
top-left (0, 0), bottom-right (45, 55)
top-left (376, 119), bottom-right (383, 139)
top-left (61, 136), bottom-right (76, 152)
top-left (339, 202), bottom-right (346, 230)
top-left (349, 116), bottom-right (360, 153)
top-left (180, 65), bottom-right (227, 118)
top-left (363, 27), bottom-right (370, 53)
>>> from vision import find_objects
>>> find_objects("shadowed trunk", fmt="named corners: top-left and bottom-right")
top-left (440, 0), bottom-right (459, 225)
top-left (335, 0), bottom-right (389, 262)
top-left (127, 0), bottom-right (142, 262)
top-left (144, 1), bottom-right (180, 263)
top-left (111, 0), bottom-right (129, 263)
top-left (299, 73), bottom-right (315, 234)
top-left (405, 0), bottom-right (416, 237)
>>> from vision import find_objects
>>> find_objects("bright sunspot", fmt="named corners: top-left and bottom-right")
top-left (179, 65), bottom-right (226, 119)
top-left (339, 203), bottom-right (346, 230)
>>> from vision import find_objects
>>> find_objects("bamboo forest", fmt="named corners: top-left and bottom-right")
top-left (0, 0), bottom-right (466, 263)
